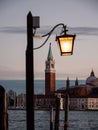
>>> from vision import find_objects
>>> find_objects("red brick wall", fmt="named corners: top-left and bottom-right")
top-left (45, 72), bottom-right (55, 95)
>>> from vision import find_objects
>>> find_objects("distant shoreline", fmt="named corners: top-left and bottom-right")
top-left (8, 108), bottom-right (98, 111)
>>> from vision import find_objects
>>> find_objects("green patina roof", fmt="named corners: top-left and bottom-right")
top-left (47, 43), bottom-right (53, 60)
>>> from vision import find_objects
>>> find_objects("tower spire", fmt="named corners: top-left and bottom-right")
top-left (91, 69), bottom-right (95, 77)
top-left (45, 43), bottom-right (55, 95)
top-left (75, 77), bottom-right (78, 86)
top-left (47, 43), bottom-right (53, 60)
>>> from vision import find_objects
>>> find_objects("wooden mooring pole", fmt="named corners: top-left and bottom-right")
top-left (50, 107), bottom-right (54, 130)
top-left (64, 78), bottom-right (69, 130)
top-left (0, 85), bottom-right (8, 130)
top-left (54, 96), bottom-right (60, 130)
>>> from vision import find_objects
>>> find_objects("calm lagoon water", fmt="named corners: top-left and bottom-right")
top-left (0, 80), bottom-right (85, 94)
top-left (8, 110), bottom-right (98, 130)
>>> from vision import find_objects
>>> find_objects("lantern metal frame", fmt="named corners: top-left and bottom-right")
top-left (56, 33), bottom-right (76, 56)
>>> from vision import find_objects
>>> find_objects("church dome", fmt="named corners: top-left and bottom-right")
top-left (86, 70), bottom-right (98, 86)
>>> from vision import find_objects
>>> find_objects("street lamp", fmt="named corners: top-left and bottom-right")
top-left (26, 11), bottom-right (76, 130)
top-left (56, 32), bottom-right (76, 56)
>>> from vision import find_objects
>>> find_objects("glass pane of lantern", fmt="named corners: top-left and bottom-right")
top-left (59, 37), bottom-right (73, 53)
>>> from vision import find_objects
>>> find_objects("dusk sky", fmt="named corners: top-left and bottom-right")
top-left (0, 0), bottom-right (98, 80)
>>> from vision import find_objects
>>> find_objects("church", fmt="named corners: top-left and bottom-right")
top-left (57, 70), bottom-right (98, 110)
top-left (35, 44), bottom-right (98, 110)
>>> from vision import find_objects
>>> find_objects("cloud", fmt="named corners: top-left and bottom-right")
top-left (69, 27), bottom-right (98, 36)
top-left (36, 26), bottom-right (98, 36)
top-left (0, 26), bottom-right (98, 36)
top-left (0, 26), bottom-right (26, 34)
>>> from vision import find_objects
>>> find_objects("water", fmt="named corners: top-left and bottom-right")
top-left (8, 110), bottom-right (98, 130)
top-left (0, 80), bottom-right (85, 94)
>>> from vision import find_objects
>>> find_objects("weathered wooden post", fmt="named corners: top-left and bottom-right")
top-left (54, 96), bottom-right (60, 130)
top-left (26, 11), bottom-right (39, 130)
top-left (0, 85), bottom-right (8, 130)
top-left (26, 11), bottom-right (34, 130)
top-left (50, 107), bottom-right (54, 130)
top-left (64, 77), bottom-right (69, 130)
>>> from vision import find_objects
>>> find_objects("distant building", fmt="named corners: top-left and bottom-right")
top-left (7, 90), bottom-right (16, 108)
top-left (34, 93), bottom-right (63, 110)
top-left (45, 43), bottom-right (56, 95)
top-left (57, 70), bottom-right (98, 110)
top-left (86, 69), bottom-right (98, 86)
top-left (16, 93), bottom-right (26, 109)
top-left (34, 94), bottom-right (56, 109)
top-left (70, 96), bottom-right (98, 110)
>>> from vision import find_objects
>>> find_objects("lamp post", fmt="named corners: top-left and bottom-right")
top-left (26, 11), bottom-right (76, 130)
top-left (26, 12), bottom-right (34, 130)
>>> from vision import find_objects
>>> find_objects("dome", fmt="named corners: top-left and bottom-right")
top-left (86, 76), bottom-right (97, 84)
top-left (86, 70), bottom-right (98, 86)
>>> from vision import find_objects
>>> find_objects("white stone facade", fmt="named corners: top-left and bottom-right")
top-left (16, 93), bottom-right (26, 108)
top-left (87, 98), bottom-right (98, 110)
top-left (69, 97), bottom-right (98, 110)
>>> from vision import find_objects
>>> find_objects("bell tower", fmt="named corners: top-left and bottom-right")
top-left (45, 43), bottom-right (55, 95)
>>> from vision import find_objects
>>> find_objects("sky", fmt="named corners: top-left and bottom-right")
top-left (0, 0), bottom-right (98, 80)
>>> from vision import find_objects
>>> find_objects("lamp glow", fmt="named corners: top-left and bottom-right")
top-left (56, 34), bottom-right (76, 56)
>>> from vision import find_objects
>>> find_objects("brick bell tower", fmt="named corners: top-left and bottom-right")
top-left (45, 43), bottom-right (56, 95)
